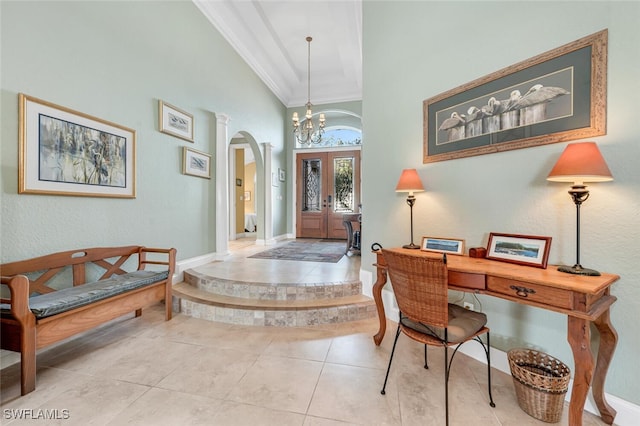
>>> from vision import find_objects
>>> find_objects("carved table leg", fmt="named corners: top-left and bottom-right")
top-left (592, 308), bottom-right (618, 424)
top-left (567, 316), bottom-right (594, 426)
top-left (372, 265), bottom-right (388, 346)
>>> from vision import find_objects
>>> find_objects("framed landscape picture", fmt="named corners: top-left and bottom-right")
top-left (486, 233), bottom-right (552, 269)
top-left (19, 93), bottom-right (136, 198)
top-left (424, 30), bottom-right (607, 163)
top-left (159, 100), bottom-right (194, 142)
top-left (421, 237), bottom-right (465, 255)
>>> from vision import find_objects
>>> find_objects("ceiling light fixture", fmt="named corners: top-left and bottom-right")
top-left (292, 36), bottom-right (325, 145)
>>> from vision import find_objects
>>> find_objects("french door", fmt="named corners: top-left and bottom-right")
top-left (296, 150), bottom-right (361, 239)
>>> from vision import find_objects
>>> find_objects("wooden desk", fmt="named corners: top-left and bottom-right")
top-left (372, 248), bottom-right (619, 426)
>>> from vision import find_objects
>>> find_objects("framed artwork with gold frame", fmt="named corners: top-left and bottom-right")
top-left (424, 30), bottom-right (607, 163)
top-left (159, 100), bottom-right (194, 142)
top-left (19, 93), bottom-right (136, 198)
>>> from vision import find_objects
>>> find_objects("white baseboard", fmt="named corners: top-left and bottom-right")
top-left (360, 274), bottom-right (639, 425)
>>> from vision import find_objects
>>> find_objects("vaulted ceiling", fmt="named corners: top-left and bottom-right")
top-left (193, 0), bottom-right (363, 108)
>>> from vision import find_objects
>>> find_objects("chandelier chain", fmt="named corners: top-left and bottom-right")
top-left (292, 36), bottom-right (325, 145)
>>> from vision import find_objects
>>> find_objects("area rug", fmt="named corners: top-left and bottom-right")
top-left (248, 240), bottom-right (345, 263)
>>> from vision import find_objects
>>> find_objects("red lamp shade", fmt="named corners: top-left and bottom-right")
top-left (395, 169), bottom-right (425, 195)
top-left (547, 142), bottom-right (613, 184)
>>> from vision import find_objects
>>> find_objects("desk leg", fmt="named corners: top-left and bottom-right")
top-left (592, 308), bottom-right (618, 424)
top-left (372, 267), bottom-right (388, 346)
top-left (567, 316), bottom-right (594, 426)
top-left (343, 221), bottom-right (353, 254)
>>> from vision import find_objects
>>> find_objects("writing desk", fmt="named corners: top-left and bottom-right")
top-left (372, 248), bottom-right (619, 426)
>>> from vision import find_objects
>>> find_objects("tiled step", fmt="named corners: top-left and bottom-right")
top-left (172, 273), bottom-right (377, 327)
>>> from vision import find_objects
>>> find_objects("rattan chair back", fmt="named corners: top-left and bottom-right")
top-left (381, 249), bottom-right (448, 328)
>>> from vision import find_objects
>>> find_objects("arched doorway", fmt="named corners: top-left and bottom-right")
top-left (228, 132), bottom-right (264, 244)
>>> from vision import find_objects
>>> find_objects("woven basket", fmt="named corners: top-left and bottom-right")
top-left (507, 349), bottom-right (571, 423)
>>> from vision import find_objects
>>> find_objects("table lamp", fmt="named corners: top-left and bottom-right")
top-left (547, 142), bottom-right (613, 276)
top-left (395, 169), bottom-right (425, 249)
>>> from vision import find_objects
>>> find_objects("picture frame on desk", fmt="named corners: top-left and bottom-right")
top-left (421, 237), bottom-right (465, 255)
top-left (486, 233), bottom-right (551, 269)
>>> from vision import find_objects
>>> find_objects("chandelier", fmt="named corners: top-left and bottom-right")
top-left (292, 36), bottom-right (325, 145)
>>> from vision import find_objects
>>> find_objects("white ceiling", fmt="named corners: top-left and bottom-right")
top-left (193, 0), bottom-right (363, 108)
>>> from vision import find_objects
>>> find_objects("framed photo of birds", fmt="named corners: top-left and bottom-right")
top-left (423, 29), bottom-right (607, 163)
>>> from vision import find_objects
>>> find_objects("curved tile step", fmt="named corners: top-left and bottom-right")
top-left (172, 282), bottom-right (376, 327)
top-left (183, 269), bottom-right (362, 301)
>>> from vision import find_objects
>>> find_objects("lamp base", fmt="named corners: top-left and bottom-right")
top-left (402, 243), bottom-right (421, 250)
top-left (557, 264), bottom-right (601, 276)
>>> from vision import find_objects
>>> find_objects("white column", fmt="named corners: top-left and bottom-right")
top-left (215, 113), bottom-right (230, 257)
top-left (262, 142), bottom-right (274, 244)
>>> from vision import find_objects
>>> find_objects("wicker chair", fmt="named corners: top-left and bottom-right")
top-left (380, 249), bottom-right (495, 425)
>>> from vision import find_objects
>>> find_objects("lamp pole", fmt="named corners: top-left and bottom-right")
top-left (403, 194), bottom-right (419, 249)
top-left (559, 185), bottom-right (600, 276)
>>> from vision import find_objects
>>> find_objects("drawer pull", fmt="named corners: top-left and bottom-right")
top-left (510, 285), bottom-right (536, 298)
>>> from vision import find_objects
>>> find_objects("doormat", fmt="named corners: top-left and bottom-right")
top-left (248, 240), bottom-right (345, 263)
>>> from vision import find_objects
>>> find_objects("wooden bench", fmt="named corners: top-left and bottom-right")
top-left (0, 245), bottom-right (176, 395)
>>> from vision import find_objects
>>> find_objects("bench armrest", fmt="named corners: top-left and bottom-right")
top-left (1, 275), bottom-right (35, 325)
top-left (137, 247), bottom-right (176, 275)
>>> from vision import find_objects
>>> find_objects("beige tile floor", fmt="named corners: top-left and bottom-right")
top-left (0, 238), bottom-right (607, 425)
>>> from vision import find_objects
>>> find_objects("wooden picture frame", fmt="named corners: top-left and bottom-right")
top-left (486, 233), bottom-right (552, 269)
top-left (159, 100), bottom-right (194, 142)
top-left (183, 147), bottom-right (211, 179)
top-left (19, 93), bottom-right (136, 198)
top-left (421, 237), bottom-right (465, 255)
top-left (424, 30), bottom-right (607, 163)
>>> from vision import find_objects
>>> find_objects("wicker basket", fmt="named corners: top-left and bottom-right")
top-left (507, 349), bottom-right (571, 423)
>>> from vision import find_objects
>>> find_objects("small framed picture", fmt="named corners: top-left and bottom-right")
top-left (243, 191), bottom-right (251, 201)
top-left (278, 168), bottom-right (286, 182)
top-left (236, 178), bottom-right (242, 186)
top-left (183, 147), bottom-right (211, 179)
top-left (159, 100), bottom-right (194, 142)
top-left (421, 237), bottom-right (465, 255)
top-left (486, 233), bottom-right (552, 269)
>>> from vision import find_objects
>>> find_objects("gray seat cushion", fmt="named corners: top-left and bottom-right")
top-left (1, 270), bottom-right (169, 319)
top-left (400, 303), bottom-right (487, 343)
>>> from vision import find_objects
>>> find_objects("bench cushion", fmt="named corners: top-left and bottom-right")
top-left (1, 270), bottom-right (169, 319)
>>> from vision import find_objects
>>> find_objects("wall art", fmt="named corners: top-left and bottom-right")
top-left (159, 100), bottom-right (194, 142)
top-left (19, 93), bottom-right (136, 198)
top-left (183, 147), bottom-right (211, 179)
top-left (424, 30), bottom-right (607, 163)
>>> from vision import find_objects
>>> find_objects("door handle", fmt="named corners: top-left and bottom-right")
top-left (327, 195), bottom-right (332, 207)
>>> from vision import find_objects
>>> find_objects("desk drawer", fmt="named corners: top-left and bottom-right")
top-left (449, 271), bottom-right (485, 290)
top-left (487, 277), bottom-right (573, 310)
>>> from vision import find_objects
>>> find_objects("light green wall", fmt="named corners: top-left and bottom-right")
top-left (362, 1), bottom-right (640, 404)
top-left (0, 0), bottom-right (286, 261)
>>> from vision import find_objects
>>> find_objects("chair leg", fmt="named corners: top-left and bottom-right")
top-left (424, 344), bottom-right (429, 369)
top-left (381, 324), bottom-right (401, 395)
top-left (444, 345), bottom-right (449, 426)
top-left (486, 332), bottom-right (496, 407)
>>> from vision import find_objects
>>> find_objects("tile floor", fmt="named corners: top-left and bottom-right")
top-left (0, 238), bottom-right (607, 425)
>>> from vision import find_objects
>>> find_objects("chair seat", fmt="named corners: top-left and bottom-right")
top-left (400, 303), bottom-right (487, 343)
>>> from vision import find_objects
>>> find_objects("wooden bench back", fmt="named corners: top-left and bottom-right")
top-left (1, 246), bottom-right (142, 295)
